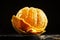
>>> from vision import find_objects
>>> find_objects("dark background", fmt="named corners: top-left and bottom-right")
top-left (0, 0), bottom-right (60, 35)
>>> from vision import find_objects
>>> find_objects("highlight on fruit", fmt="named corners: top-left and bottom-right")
top-left (11, 7), bottom-right (48, 35)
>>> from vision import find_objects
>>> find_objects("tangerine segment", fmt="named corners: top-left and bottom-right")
top-left (11, 7), bottom-right (48, 34)
top-left (16, 7), bottom-right (48, 30)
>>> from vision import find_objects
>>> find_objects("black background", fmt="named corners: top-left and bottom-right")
top-left (0, 0), bottom-right (60, 35)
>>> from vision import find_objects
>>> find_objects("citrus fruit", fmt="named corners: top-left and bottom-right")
top-left (11, 7), bottom-right (48, 35)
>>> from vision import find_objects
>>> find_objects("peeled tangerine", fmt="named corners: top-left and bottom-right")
top-left (11, 7), bottom-right (48, 35)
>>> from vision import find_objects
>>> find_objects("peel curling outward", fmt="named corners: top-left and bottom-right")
top-left (11, 7), bottom-right (48, 35)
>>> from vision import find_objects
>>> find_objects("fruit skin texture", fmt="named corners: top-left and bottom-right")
top-left (11, 7), bottom-right (48, 35)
